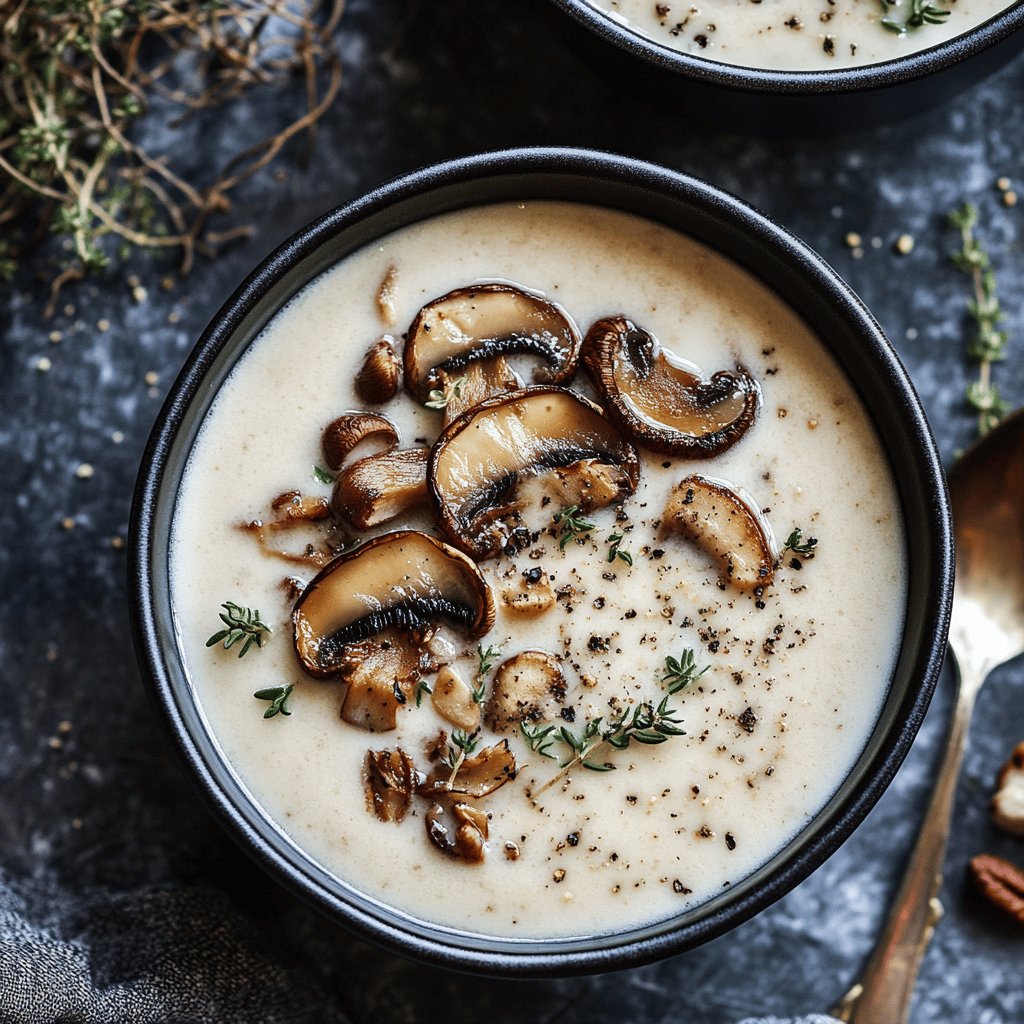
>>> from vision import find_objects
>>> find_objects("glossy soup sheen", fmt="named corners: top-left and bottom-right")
top-left (170, 202), bottom-right (907, 940)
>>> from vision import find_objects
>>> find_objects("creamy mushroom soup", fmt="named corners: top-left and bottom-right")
top-left (170, 202), bottom-right (907, 939)
top-left (588, 0), bottom-right (1011, 71)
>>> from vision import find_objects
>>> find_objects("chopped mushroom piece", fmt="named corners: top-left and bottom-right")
top-left (332, 448), bottom-right (429, 528)
top-left (240, 491), bottom-right (335, 568)
top-left (426, 799), bottom-right (489, 863)
top-left (501, 571), bottom-right (555, 616)
top-left (418, 739), bottom-right (517, 798)
top-left (404, 283), bottom-right (581, 406)
top-left (429, 387), bottom-right (639, 560)
top-left (431, 666), bottom-right (480, 731)
top-left (376, 267), bottom-right (399, 327)
top-left (661, 475), bottom-right (776, 590)
top-left (364, 747), bottom-right (420, 822)
top-left (292, 531), bottom-right (495, 731)
top-left (321, 412), bottom-right (399, 472)
top-left (355, 337), bottom-right (402, 403)
top-left (582, 317), bottom-right (760, 457)
top-left (485, 650), bottom-right (568, 732)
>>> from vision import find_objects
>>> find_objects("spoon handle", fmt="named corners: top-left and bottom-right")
top-left (833, 657), bottom-right (982, 1024)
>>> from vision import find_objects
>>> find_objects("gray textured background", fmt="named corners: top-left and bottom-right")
top-left (1, 1), bottom-right (1023, 1021)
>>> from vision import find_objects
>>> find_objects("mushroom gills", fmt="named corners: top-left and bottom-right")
top-left (404, 283), bottom-right (581, 403)
top-left (662, 475), bottom-right (776, 590)
top-left (429, 387), bottom-right (639, 560)
top-left (582, 317), bottom-right (760, 457)
top-left (292, 530), bottom-right (495, 687)
top-left (332, 447), bottom-right (429, 528)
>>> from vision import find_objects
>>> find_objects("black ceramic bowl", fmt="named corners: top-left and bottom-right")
top-left (130, 148), bottom-right (953, 976)
top-left (544, 0), bottom-right (1024, 133)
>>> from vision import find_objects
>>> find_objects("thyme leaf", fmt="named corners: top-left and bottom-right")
top-left (206, 602), bottom-right (271, 658)
top-left (782, 527), bottom-right (818, 558)
top-left (661, 649), bottom-right (709, 695)
top-left (415, 679), bottom-right (433, 708)
top-left (473, 643), bottom-right (504, 703)
top-left (253, 684), bottom-right (293, 719)
top-left (520, 721), bottom-right (557, 759)
top-left (879, 0), bottom-right (951, 34)
top-left (555, 505), bottom-right (596, 549)
top-left (425, 375), bottom-right (467, 410)
top-left (606, 531), bottom-right (633, 566)
top-left (949, 202), bottom-right (1011, 436)
top-left (312, 464), bottom-right (335, 485)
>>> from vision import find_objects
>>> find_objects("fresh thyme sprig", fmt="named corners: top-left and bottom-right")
top-left (473, 643), bottom-right (504, 703)
top-left (879, 0), bottom-right (951, 34)
top-left (606, 531), bottom-right (633, 566)
top-left (425, 375), bottom-right (467, 410)
top-left (253, 684), bottom-right (293, 719)
top-left (949, 203), bottom-right (1011, 436)
top-left (521, 721), bottom-right (558, 759)
top-left (661, 650), bottom-right (709, 695)
top-left (555, 505), bottom-right (596, 549)
top-left (782, 527), bottom-right (819, 558)
top-left (532, 695), bottom-right (686, 796)
top-left (206, 602), bottom-right (271, 658)
top-left (445, 728), bottom-right (480, 786)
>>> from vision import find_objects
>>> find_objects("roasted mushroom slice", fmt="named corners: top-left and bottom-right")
top-left (418, 739), bottom-right (518, 798)
top-left (321, 412), bottom-right (399, 472)
top-left (355, 337), bottom-right (401, 403)
top-left (662, 475), bottom-right (776, 590)
top-left (485, 650), bottom-right (568, 732)
top-left (426, 799), bottom-right (489, 863)
top-left (429, 387), bottom-right (639, 560)
top-left (332, 448), bottom-right (429, 529)
top-left (442, 358), bottom-right (521, 424)
top-left (364, 747), bottom-right (420, 822)
top-left (292, 531), bottom-right (495, 730)
top-left (582, 317), bottom-right (760, 457)
top-left (404, 283), bottom-right (581, 406)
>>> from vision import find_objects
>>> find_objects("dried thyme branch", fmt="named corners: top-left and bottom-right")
top-left (949, 203), bottom-right (1011, 436)
top-left (0, 1), bottom-right (344, 310)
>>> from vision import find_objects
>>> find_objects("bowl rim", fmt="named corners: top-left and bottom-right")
top-left (129, 146), bottom-right (953, 976)
top-left (548, 0), bottom-right (1024, 93)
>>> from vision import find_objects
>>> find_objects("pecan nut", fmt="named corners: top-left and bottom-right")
top-left (968, 854), bottom-right (1024, 926)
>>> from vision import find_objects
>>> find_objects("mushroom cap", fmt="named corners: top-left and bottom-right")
top-left (582, 316), bottom-right (760, 457)
top-left (428, 386), bottom-right (640, 560)
top-left (403, 283), bottom-right (581, 403)
top-left (292, 530), bottom-right (495, 678)
top-left (331, 447), bottom-right (429, 529)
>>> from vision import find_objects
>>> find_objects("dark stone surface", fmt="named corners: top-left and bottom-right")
top-left (1, 1), bottom-right (1022, 1021)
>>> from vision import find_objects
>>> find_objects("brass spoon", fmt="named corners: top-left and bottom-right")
top-left (835, 408), bottom-right (1024, 1024)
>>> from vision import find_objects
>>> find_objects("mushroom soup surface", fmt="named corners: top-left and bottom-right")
top-left (588, 0), bottom-right (1010, 70)
top-left (170, 202), bottom-right (907, 938)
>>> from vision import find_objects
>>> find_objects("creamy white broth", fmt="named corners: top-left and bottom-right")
top-left (170, 202), bottom-right (906, 938)
top-left (590, 0), bottom-right (1010, 70)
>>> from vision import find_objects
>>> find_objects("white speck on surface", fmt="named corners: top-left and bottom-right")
top-left (35, 357), bottom-right (52, 372)
top-left (74, 463), bottom-right (94, 480)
